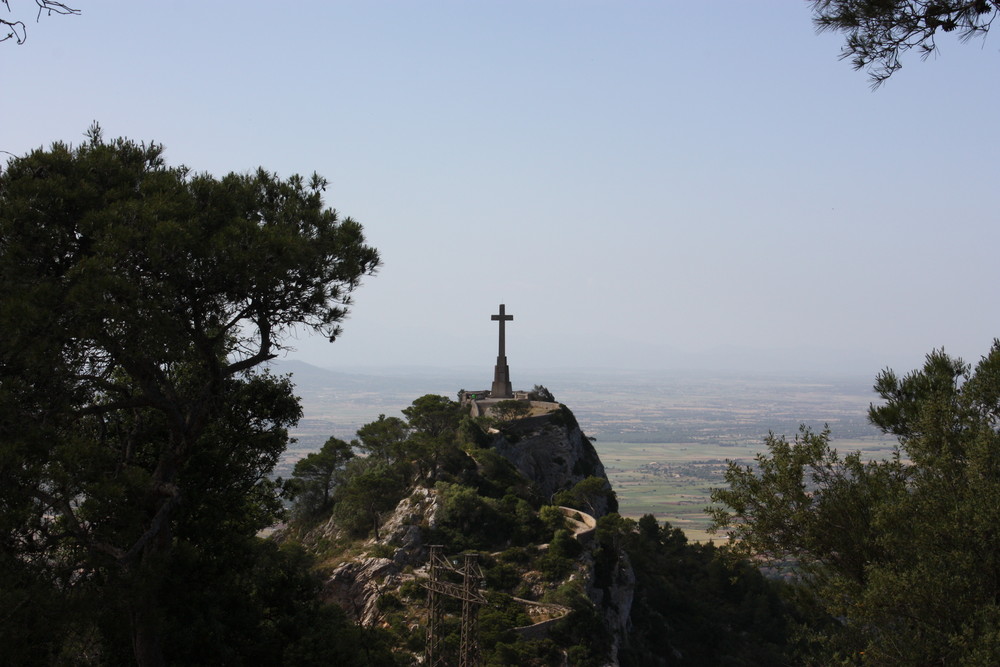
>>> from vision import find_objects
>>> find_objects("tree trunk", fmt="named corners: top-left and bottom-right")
top-left (130, 456), bottom-right (179, 667)
top-left (131, 599), bottom-right (166, 667)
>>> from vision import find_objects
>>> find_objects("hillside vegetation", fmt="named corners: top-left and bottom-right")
top-left (711, 344), bottom-right (1000, 664)
top-left (280, 393), bottom-right (804, 666)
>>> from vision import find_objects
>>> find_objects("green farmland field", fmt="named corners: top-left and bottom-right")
top-left (598, 437), bottom-right (896, 542)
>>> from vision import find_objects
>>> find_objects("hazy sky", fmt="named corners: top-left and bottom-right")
top-left (5, 2), bottom-right (999, 377)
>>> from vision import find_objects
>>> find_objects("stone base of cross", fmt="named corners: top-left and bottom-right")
top-left (491, 357), bottom-right (513, 399)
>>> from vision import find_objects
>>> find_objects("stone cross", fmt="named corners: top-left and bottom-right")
top-left (490, 304), bottom-right (514, 398)
top-left (491, 304), bottom-right (513, 358)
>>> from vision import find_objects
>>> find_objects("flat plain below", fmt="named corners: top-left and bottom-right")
top-left (598, 437), bottom-right (894, 542)
top-left (274, 361), bottom-right (899, 541)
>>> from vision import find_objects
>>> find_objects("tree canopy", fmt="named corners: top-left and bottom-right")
top-left (710, 342), bottom-right (1000, 663)
top-left (0, 126), bottom-right (379, 666)
top-left (401, 393), bottom-right (465, 439)
top-left (354, 414), bottom-right (411, 461)
top-left (528, 384), bottom-right (556, 402)
top-left (810, 0), bottom-right (999, 86)
top-left (307, 395), bottom-right (472, 539)
top-left (288, 437), bottom-right (354, 518)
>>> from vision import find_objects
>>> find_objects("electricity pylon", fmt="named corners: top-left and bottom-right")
top-left (423, 546), bottom-right (486, 667)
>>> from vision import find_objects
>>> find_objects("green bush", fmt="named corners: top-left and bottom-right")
top-left (539, 505), bottom-right (566, 534)
top-left (369, 543), bottom-right (395, 559)
top-left (534, 530), bottom-right (581, 581)
top-left (430, 482), bottom-right (547, 552)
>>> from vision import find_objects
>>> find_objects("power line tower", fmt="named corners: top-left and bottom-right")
top-left (425, 546), bottom-right (447, 666)
top-left (458, 553), bottom-right (484, 667)
top-left (423, 546), bottom-right (486, 667)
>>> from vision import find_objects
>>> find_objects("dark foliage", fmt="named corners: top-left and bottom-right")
top-left (428, 483), bottom-right (548, 552)
top-left (618, 515), bottom-right (798, 666)
top-left (711, 343), bottom-right (1000, 663)
top-left (0, 127), bottom-right (378, 665)
top-left (553, 475), bottom-right (617, 517)
top-left (286, 437), bottom-right (354, 518)
top-left (810, 0), bottom-right (999, 85)
top-left (528, 384), bottom-right (556, 402)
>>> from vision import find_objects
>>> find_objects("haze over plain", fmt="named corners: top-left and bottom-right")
top-left (5, 2), bottom-right (998, 377)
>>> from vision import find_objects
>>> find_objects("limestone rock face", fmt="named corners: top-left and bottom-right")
top-left (375, 487), bottom-right (440, 566)
top-left (323, 556), bottom-right (401, 627)
top-left (586, 548), bottom-right (636, 665)
top-left (489, 404), bottom-right (616, 516)
top-left (322, 489), bottom-right (441, 624)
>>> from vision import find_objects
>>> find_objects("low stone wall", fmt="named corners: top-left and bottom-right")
top-left (511, 598), bottom-right (572, 640)
top-left (559, 505), bottom-right (597, 545)
top-left (467, 398), bottom-right (562, 419)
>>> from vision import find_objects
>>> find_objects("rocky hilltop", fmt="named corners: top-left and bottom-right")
top-left (485, 402), bottom-right (617, 517)
top-left (286, 395), bottom-right (631, 665)
top-left (281, 392), bottom-right (800, 666)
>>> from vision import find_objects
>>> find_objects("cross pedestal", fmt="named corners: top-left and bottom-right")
top-left (490, 304), bottom-right (513, 398)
